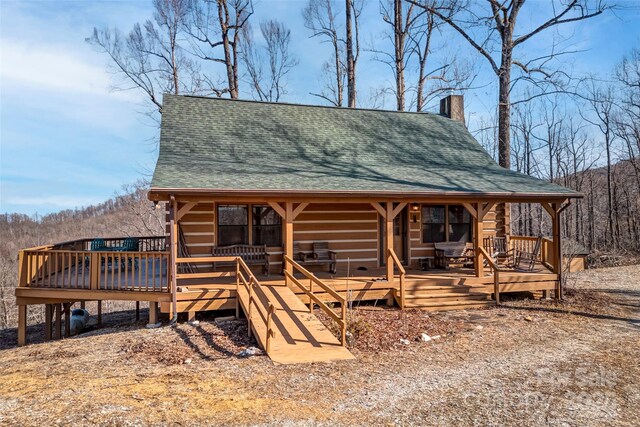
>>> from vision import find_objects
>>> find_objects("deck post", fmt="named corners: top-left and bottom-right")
top-left (149, 302), bottom-right (158, 324)
top-left (135, 301), bottom-right (140, 321)
top-left (55, 303), bottom-right (62, 339)
top-left (44, 304), bottom-right (52, 341)
top-left (64, 303), bottom-right (71, 337)
top-left (97, 301), bottom-right (102, 327)
top-left (17, 305), bottom-right (27, 346)
top-left (386, 203), bottom-right (394, 282)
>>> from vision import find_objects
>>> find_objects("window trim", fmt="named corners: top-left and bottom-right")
top-left (251, 204), bottom-right (283, 247)
top-left (216, 204), bottom-right (284, 247)
top-left (420, 204), bottom-right (473, 244)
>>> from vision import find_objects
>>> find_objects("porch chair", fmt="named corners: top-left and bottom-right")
top-left (292, 242), bottom-right (311, 262)
top-left (434, 242), bottom-right (475, 270)
top-left (311, 242), bottom-right (337, 274)
top-left (513, 237), bottom-right (542, 272)
top-left (483, 236), bottom-right (515, 267)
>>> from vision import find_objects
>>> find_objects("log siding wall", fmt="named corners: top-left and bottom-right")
top-left (171, 201), bottom-right (506, 272)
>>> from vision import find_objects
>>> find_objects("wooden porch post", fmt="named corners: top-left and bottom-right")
top-left (470, 203), bottom-right (484, 277)
top-left (17, 305), bottom-right (26, 346)
top-left (552, 202), bottom-right (563, 300)
top-left (169, 196), bottom-right (178, 322)
top-left (285, 202), bottom-right (294, 279)
top-left (385, 203), bottom-right (394, 282)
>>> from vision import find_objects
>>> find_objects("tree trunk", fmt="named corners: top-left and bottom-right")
top-left (394, 0), bottom-right (404, 111)
top-left (345, 0), bottom-right (356, 107)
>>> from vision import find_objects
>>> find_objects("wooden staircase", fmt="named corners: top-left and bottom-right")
top-left (394, 280), bottom-right (494, 311)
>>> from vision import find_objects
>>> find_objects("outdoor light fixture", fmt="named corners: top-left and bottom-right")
top-left (410, 204), bottom-right (420, 223)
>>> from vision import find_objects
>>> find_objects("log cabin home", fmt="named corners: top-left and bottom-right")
top-left (16, 94), bottom-right (580, 363)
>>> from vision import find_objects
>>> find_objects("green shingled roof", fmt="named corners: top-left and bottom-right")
top-left (151, 95), bottom-right (579, 198)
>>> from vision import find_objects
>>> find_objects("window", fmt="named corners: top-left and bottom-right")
top-left (422, 205), bottom-right (446, 243)
top-left (448, 205), bottom-right (472, 242)
top-left (217, 205), bottom-right (248, 246)
top-left (252, 205), bottom-right (282, 246)
top-left (421, 204), bottom-right (472, 243)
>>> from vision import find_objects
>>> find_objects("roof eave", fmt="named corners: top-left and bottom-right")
top-left (148, 187), bottom-right (582, 202)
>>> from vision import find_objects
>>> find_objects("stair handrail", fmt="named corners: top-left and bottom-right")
top-left (478, 246), bottom-right (504, 304)
top-left (388, 248), bottom-right (406, 309)
top-left (236, 257), bottom-right (276, 352)
top-left (283, 255), bottom-right (347, 346)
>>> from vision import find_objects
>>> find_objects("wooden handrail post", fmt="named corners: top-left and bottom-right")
top-left (308, 278), bottom-right (313, 312)
top-left (341, 304), bottom-right (347, 346)
top-left (494, 269), bottom-right (500, 304)
top-left (235, 259), bottom-right (240, 319)
top-left (247, 278), bottom-right (253, 338)
top-left (399, 272), bottom-right (405, 310)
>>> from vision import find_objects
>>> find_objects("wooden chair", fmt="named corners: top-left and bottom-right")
top-left (293, 242), bottom-right (311, 262)
top-left (483, 236), bottom-right (515, 267)
top-left (434, 242), bottom-right (475, 270)
top-left (311, 242), bottom-right (337, 274)
top-left (513, 237), bottom-right (542, 271)
top-left (289, 242), bottom-right (337, 273)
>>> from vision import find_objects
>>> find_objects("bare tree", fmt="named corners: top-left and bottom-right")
top-left (87, 0), bottom-right (200, 115)
top-left (186, 0), bottom-right (254, 98)
top-left (241, 20), bottom-right (298, 102)
top-left (408, 0), bottom-right (608, 169)
top-left (583, 82), bottom-right (619, 248)
top-left (303, 0), bottom-right (346, 106)
top-left (374, 0), bottom-right (473, 111)
top-left (345, 0), bottom-right (363, 107)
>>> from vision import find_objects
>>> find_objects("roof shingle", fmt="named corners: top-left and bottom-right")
top-left (151, 95), bottom-right (579, 198)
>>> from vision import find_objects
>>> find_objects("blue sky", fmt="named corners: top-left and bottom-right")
top-left (1, 0), bottom-right (639, 215)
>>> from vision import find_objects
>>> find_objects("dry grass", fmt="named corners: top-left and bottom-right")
top-left (1, 265), bottom-right (639, 426)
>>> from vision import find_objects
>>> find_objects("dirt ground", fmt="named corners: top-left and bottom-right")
top-left (1, 265), bottom-right (638, 426)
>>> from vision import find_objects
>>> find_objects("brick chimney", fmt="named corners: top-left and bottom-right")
top-left (440, 94), bottom-right (465, 124)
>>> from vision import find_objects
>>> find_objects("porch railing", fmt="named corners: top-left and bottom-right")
top-left (18, 236), bottom-right (169, 292)
top-left (388, 248), bottom-right (406, 309)
top-left (284, 255), bottom-right (347, 346)
top-left (510, 235), bottom-right (555, 270)
top-left (478, 246), bottom-right (504, 304)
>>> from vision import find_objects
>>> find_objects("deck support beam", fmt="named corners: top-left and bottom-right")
top-left (17, 305), bottom-right (26, 346)
top-left (97, 301), bottom-right (102, 327)
top-left (55, 303), bottom-right (62, 339)
top-left (149, 302), bottom-right (158, 325)
top-left (64, 303), bottom-right (71, 337)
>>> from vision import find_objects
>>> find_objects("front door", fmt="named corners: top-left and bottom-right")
top-left (379, 205), bottom-right (408, 265)
top-left (393, 207), bottom-right (407, 263)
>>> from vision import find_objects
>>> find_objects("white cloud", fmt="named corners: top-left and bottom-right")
top-left (6, 195), bottom-right (105, 209)
top-left (1, 38), bottom-right (139, 102)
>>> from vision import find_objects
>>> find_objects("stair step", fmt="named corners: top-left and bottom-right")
top-left (405, 300), bottom-right (495, 312)
top-left (405, 294), bottom-right (489, 304)
top-left (405, 292), bottom-right (487, 300)
top-left (403, 285), bottom-right (471, 293)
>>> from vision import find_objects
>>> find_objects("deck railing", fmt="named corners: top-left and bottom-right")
top-left (283, 255), bottom-right (347, 346)
top-left (478, 246), bottom-right (504, 304)
top-left (18, 236), bottom-right (169, 292)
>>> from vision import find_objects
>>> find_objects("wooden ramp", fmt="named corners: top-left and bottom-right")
top-left (237, 284), bottom-right (354, 364)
